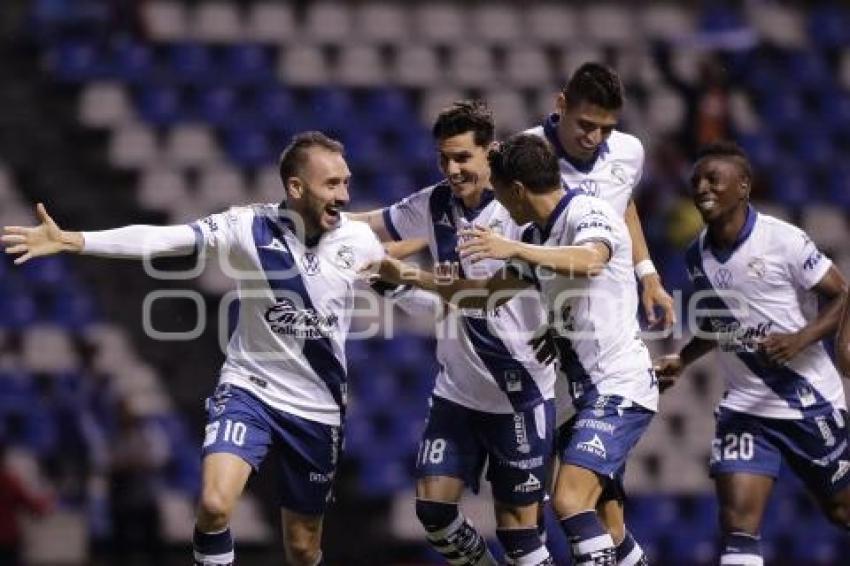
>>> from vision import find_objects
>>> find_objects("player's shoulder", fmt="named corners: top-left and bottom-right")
top-left (338, 214), bottom-right (382, 247)
top-left (569, 191), bottom-right (619, 218)
top-left (605, 130), bottom-right (644, 163)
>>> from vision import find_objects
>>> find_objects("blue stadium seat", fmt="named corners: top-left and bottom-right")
top-left (399, 130), bottom-right (436, 170)
top-left (20, 255), bottom-right (69, 286)
top-left (111, 39), bottom-right (154, 83)
top-left (51, 285), bottom-right (99, 328)
top-left (359, 456), bottom-right (412, 496)
top-left (787, 50), bottom-right (832, 92)
top-left (307, 88), bottom-right (357, 133)
top-left (52, 40), bottom-right (105, 82)
top-left (826, 166), bottom-right (850, 209)
top-left (808, 5), bottom-right (850, 48)
top-left (254, 85), bottom-right (297, 130)
top-left (224, 127), bottom-right (273, 167)
top-left (222, 44), bottom-right (273, 86)
top-left (790, 128), bottom-right (834, 170)
top-left (196, 86), bottom-right (239, 127)
top-left (0, 290), bottom-right (38, 329)
top-left (137, 83), bottom-right (184, 126)
top-left (362, 88), bottom-right (417, 132)
top-left (167, 43), bottom-right (215, 85)
top-left (737, 133), bottom-right (778, 170)
top-left (760, 91), bottom-right (805, 133)
top-left (698, 4), bottom-right (744, 32)
top-left (344, 132), bottom-right (385, 171)
top-left (769, 163), bottom-right (811, 207)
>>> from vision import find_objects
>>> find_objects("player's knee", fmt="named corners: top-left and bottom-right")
top-left (415, 499), bottom-right (458, 531)
top-left (198, 486), bottom-right (235, 528)
top-left (283, 530), bottom-right (321, 566)
top-left (824, 499), bottom-right (850, 531)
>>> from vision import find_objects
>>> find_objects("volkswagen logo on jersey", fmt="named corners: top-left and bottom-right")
top-left (302, 252), bottom-right (321, 275)
top-left (578, 179), bottom-right (600, 197)
top-left (334, 245), bottom-right (355, 270)
top-left (714, 267), bottom-right (733, 289)
top-left (265, 297), bottom-right (338, 339)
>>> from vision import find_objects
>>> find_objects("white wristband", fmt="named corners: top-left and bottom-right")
top-left (635, 259), bottom-right (658, 280)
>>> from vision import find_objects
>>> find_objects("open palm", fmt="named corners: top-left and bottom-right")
top-left (2, 203), bottom-right (67, 264)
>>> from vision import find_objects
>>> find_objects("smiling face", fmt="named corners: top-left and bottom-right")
top-left (690, 156), bottom-right (749, 225)
top-left (437, 131), bottom-right (491, 201)
top-left (556, 95), bottom-right (619, 162)
top-left (286, 148), bottom-right (351, 236)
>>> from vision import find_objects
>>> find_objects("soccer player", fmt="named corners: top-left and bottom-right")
top-left (367, 133), bottom-right (658, 566)
top-left (2, 132), bottom-right (386, 566)
top-left (354, 101), bottom-right (557, 566)
top-left (839, 293), bottom-right (850, 377)
top-left (654, 142), bottom-right (850, 566)
top-left (525, 62), bottom-right (675, 330)
top-left (526, 63), bottom-right (670, 564)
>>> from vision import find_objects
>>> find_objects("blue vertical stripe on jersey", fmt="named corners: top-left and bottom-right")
top-left (685, 238), bottom-right (832, 417)
top-left (251, 214), bottom-right (347, 415)
top-left (428, 183), bottom-right (543, 410)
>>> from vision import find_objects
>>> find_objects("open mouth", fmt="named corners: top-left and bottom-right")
top-left (695, 198), bottom-right (717, 212)
top-left (324, 203), bottom-right (343, 223)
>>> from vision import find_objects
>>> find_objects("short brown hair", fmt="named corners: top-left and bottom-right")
top-left (432, 100), bottom-right (495, 147)
top-left (278, 131), bottom-right (345, 187)
top-left (563, 62), bottom-right (624, 111)
top-left (488, 134), bottom-right (560, 194)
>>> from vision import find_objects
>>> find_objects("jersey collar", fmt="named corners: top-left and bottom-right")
top-left (543, 113), bottom-right (607, 174)
top-left (704, 204), bottom-right (758, 264)
top-left (277, 202), bottom-right (323, 247)
top-left (538, 188), bottom-right (581, 241)
top-left (452, 185), bottom-right (495, 222)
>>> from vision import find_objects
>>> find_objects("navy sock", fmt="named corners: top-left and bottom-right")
top-left (192, 526), bottom-right (234, 566)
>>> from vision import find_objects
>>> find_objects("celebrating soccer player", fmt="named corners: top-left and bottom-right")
top-left (3, 132), bottom-right (387, 566)
top-left (367, 134), bottom-right (659, 566)
top-left (355, 102), bottom-right (557, 565)
top-left (655, 142), bottom-right (850, 566)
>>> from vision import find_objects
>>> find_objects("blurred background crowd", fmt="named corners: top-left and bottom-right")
top-left (1, 1), bottom-right (850, 564)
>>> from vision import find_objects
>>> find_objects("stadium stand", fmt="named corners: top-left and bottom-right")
top-left (3, 0), bottom-right (850, 563)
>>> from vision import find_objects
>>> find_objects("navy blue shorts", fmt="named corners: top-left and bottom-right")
top-left (416, 396), bottom-right (556, 506)
top-left (710, 407), bottom-right (850, 496)
top-left (557, 395), bottom-right (654, 496)
top-left (202, 384), bottom-right (342, 516)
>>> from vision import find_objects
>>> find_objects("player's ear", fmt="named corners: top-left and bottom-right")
top-left (286, 177), bottom-right (304, 200)
top-left (556, 92), bottom-right (568, 114)
top-left (740, 180), bottom-right (751, 200)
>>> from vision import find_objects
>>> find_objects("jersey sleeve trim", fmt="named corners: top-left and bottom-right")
top-left (382, 207), bottom-right (403, 242)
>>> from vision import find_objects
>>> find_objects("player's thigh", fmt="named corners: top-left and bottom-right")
top-left (272, 411), bottom-right (342, 517)
top-left (482, 400), bottom-right (555, 527)
top-left (415, 397), bottom-right (485, 499)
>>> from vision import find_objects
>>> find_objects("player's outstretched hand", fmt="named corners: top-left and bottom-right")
top-left (528, 326), bottom-right (557, 366)
top-left (2, 203), bottom-right (81, 264)
top-left (641, 276), bottom-right (676, 330)
top-left (654, 354), bottom-right (683, 393)
top-left (759, 332), bottom-right (804, 366)
top-left (457, 225), bottom-right (518, 263)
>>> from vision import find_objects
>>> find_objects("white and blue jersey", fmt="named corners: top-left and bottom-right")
top-left (686, 207), bottom-right (846, 420)
top-left (382, 182), bottom-right (556, 414)
top-left (525, 114), bottom-right (645, 217)
top-left (191, 204), bottom-right (386, 427)
top-left (512, 190), bottom-right (658, 413)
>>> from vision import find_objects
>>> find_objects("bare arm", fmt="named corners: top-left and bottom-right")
top-left (625, 199), bottom-right (676, 328)
top-left (350, 209), bottom-right (427, 258)
top-left (838, 292), bottom-right (850, 378)
top-left (2, 203), bottom-right (196, 263)
top-left (457, 225), bottom-right (611, 277)
top-left (654, 335), bottom-right (717, 392)
top-left (368, 256), bottom-right (533, 309)
top-left (761, 265), bottom-right (848, 365)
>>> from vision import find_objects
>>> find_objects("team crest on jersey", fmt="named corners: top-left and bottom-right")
top-left (489, 219), bottom-right (504, 234)
top-left (747, 258), bottom-right (766, 279)
top-left (610, 163), bottom-right (628, 186)
top-left (264, 297), bottom-right (338, 339)
top-left (714, 267), bottom-right (733, 289)
top-left (334, 245), bottom-right (355, 270)
top-left (202, 215), bottom-right (219, 232)
top-left (302, 252), bottom-right (321, 275)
